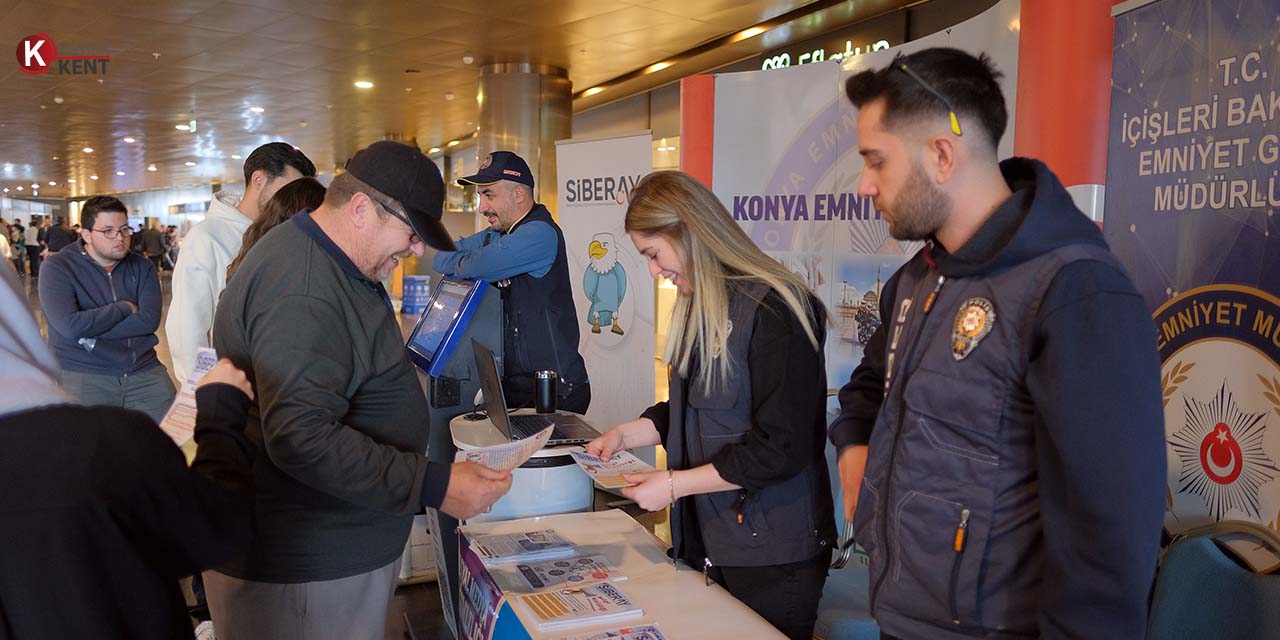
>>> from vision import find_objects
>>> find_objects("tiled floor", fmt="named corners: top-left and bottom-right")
top-left (17, 267), bottom-right (669, 640)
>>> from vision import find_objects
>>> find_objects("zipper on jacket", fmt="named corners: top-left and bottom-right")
top-left (949, 508), bottom-right (970, 624)
top-left (94, 253), bottom-right (136, 371)
top-left (869, 269), bottom-right (946, 614)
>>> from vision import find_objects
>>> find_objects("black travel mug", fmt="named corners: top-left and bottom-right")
top-left (535, 371), bottom-right (557, 413)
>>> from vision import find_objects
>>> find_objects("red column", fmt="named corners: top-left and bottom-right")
top-left (679, 75), bottom-right (716, 187)
top-left (1012, 0), bottom-right (1118, 190)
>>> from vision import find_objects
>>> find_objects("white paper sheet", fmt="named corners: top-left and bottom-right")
top-left (157, 347), bottom-right (218, 447)
top-left (455, 425), bottom-right (554, 472)
top-left (569, 450), bottom-right (654, 489)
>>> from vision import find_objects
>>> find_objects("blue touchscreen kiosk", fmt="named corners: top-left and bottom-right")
top-left (406, 277), bottom-right (489, 377)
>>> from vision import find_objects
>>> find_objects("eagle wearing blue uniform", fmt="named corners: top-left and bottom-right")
top-left (583, 232), bottom-right (627, 335)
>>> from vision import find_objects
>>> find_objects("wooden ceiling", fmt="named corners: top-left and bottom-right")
top-left (1, 0), bottom-right (831, 199)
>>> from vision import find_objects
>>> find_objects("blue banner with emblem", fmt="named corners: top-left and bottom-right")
top-left (1105, 0), bottom-right (1280, 567)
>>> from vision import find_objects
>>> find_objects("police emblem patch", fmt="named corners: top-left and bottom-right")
top-left (479, 153), bottom-right (493, 170)
top-left (952, 298), bottom-right (995, 360)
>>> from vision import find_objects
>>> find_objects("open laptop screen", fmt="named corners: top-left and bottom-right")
top-left (470, 338), bottom-right (513, 440)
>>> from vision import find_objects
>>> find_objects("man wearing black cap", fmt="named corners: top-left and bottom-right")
top-left (434, 150), bottom-right (591, 414)
top-left (205, 141), bottom-right (510, 640)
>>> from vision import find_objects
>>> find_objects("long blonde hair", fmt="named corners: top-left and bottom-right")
top-left (625, 171), bottom-right (822, 392)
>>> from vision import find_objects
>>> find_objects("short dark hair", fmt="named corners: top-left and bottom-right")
top-left (845, 47), bottom-right (1007, 151)
top-left (81, 196), bottom-right (127, 231)
top-left (242, 142), bottom-right (317, 186)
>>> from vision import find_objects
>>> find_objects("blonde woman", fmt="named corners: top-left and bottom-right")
top-left (587, 170), bottom-right (835, 640)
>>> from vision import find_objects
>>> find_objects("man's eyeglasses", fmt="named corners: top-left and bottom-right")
top-left (896, 63), bottom-right (963, 137)
top-left (368, 194), bottom-right (421, 245)
top-left (90, 226), bottom-right (133, 239)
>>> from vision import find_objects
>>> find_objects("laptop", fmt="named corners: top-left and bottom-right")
top-left (471, 338), bottom-right (601, 445)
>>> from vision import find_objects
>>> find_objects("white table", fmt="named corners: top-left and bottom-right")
top-left (457, 509), bottom-right (786, 640)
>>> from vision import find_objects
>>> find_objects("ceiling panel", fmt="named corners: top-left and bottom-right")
top-left (0, 0), bottom-right (825, 199)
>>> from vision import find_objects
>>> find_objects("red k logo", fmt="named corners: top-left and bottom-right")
top-left (16, 33), bottom-right (55, 75)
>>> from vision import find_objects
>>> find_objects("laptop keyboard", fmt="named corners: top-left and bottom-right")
top-left (510, 414), bottom-right (555, 438)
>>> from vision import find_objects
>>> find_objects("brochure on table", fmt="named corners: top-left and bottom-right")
top-left (455, 510), bottom-right (786, 640)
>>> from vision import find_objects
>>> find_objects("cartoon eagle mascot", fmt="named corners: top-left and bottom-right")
top-left (583, 232), bottom-right (627, 335)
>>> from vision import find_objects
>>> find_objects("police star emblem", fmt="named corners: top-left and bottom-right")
top-left (952, 298), bottom-right (995, 360)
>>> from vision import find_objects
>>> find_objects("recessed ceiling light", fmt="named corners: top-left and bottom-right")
top-left (82, 147), bottom-right (94, 153)
top-left (646, 62), bottom-right (672, 74)
top-left (185, 161), bottom-right (196, 166)
top-left (147, 164), bottom-right (157, 172)
top-left (447, 140), bottom-right (459, 147)
top-left (115, 171), bottom-right (125, 176)
top-left (16, 186), bottom-right (22, 191)
top-left (249, 106), bottom-right (264, 113)
top-left (231, 154), bottom-right (242, 160)
top-left (462, 54), bottom-right (474, 65)
top-left (583, 87), bottom-right (605, 97)
top-left (52, 156), bottom-right (60, 160)
top-left (122, 137), bottom-right (136, 143)
top-left (444, 91), bottom-right (455, 101)
top-left (67, 178), bottom-right (76, 183)
top-left (53, 96), bottom-right (64, 104)
top-left (1, 188), bottom-right (7, 193)
top-left (175, 124), bottom-right (190, 131)
top-left (2, 165), bottom-right (11, 172)
top-left (354, 80), bottom-right (374, 89)
top-left (298, 120), bottom-right (307, 127)
top-left (735, 26), bottom-right (767, 41)
top-left (428, 147), bottom-right (441, 154)
top-left (89, 175), bottom-right (98, 180)
top-left (48, 181), bottom-right (56, 186)
top-left (30, 183), bottom-right (38, 189)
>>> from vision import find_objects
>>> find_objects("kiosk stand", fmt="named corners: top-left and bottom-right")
top-left (405, 277), bottom-right (504, 637)
top-left (450, 412), bottom-right (594, 523)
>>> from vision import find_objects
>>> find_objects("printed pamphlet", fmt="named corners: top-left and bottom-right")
top-left (158, 347), bottom-right (219, 447)
top-left (470, 529), bottom-right (575, 564)
top-left (512, 555), bottom-right (625, 592)
top-left (558, 624), bottom-right (667, 640)
top-left (568, 450), bottom-right (654, 489)
top-left (455, 425), bottom-right (553, 472)
top-left (516, 582), bottom-right (644, 631)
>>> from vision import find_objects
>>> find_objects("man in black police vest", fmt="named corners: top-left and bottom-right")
top-left (830, 48), bottom-right (1166, 639)
top-left (433, 151), bottom-right (591, 414)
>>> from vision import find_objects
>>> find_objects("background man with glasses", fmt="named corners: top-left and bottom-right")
top-left (38, 195), bottom-right (175, 421)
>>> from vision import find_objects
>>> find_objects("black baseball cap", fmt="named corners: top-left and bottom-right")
top-left (344, 141), bottom-right (456, 252)
top-left (457, 151), bottom-right (535, 190)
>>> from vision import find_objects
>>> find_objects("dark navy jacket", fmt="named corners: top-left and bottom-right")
top-left (38, 239), bottom-right (163, 376)
top-left (830, 159), bottom-right (1166, 639)
top-left (498, 205), bottom-right (590, 404)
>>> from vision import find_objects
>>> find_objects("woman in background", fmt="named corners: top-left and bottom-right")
top-left (226, 176), bottom-right (326, 282)
top-left (587, 170), bottom-right (835, 640)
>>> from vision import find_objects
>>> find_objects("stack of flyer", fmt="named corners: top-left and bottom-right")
top-left (513, 555), bottom-right (625, 592)
top-left (558, 624), bottom-right (667, 640)
top-left (470, 529), bottom-right (576, 565)
top-left (516, 583), bottom-right (644, 632)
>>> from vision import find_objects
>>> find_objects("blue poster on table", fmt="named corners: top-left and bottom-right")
top-left (1105, 0), bottom-right (1280, 566)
